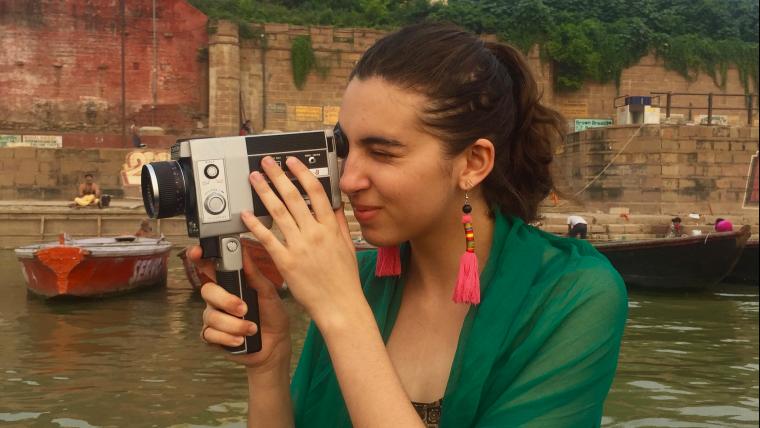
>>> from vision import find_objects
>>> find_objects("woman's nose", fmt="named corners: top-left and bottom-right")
top-left (339, 152), bottom-right (370, 195)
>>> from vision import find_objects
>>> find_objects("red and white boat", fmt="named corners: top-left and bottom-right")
top-left (15, 235), bottom-right (172, 298)
top-left (178, 238), bottom-right (285, 291)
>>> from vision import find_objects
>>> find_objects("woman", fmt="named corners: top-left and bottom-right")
top-left (191, 23), bottom-right (627, 427)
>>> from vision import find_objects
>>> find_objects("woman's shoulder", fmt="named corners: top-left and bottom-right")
top-left (510, 221), bottom-right (626, 305)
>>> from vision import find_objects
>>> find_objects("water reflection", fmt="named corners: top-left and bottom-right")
top-left (0, 251), bottom-right (757, 427)
top-left (603, 287), bottom-right (759, 427)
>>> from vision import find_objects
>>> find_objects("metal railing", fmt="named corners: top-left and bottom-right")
top-left (650, 92), bottom-right (758, 125)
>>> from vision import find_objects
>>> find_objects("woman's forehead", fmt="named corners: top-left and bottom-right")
top-left (339, 78), bottom-right (426, 138)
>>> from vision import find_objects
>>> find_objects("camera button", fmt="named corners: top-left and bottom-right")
top-left (204, 164), bottom-right (220, 179)
top-left (204, 194), bottom-right (226, 215)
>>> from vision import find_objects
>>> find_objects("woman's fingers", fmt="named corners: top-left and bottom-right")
top-left (186, 246), bottom-right (216, 282)
top-left (256, 156), bottom-right (314, 230)
top-left (284, 156), bottom-right (337, 226)
top-left (241, 210), bottom-right (288, 263)
top-left (201, 283), bottom-right (258, 346)
top-left (334, 204), bottom-right (354, 249)
top-left (202, 326), bottom-right (246, 348)
top-left (201, 281), bottom-right (248, 317)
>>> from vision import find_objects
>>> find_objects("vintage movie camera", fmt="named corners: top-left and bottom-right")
top-left (141, 129), bottom-right (348, 354)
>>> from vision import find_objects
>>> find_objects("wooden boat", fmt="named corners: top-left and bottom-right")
top-left (15, 235), bottom-right (172, 298)
top-left (723, 238), bottom-right (759, 285)
top-left (179, 238), bottom-right (376, 291)
top-left (178, 238), bottom-right (285, 291)
top-left (593, 225), bottom-right (751, 290)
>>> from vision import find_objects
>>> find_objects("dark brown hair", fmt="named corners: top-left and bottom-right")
top-left (350, 22), bottom-right (565, 222)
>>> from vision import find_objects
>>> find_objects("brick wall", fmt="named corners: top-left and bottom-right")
top-left (0, 0), bottom-right (208, 135)
top-left (555, 124), bottom-right (759, 215)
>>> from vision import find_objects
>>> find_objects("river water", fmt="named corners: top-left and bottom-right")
top-left (0, 249), bottom-right (757, 427)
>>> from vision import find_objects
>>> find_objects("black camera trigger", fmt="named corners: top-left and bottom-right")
top-left (200, 236), bottom-right (221, 259)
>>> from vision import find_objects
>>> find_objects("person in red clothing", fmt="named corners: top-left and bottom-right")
top-left (240, 120), bottom-right (253, 136)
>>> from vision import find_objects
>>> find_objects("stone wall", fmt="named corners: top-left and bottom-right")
top-left (0, 0), bottom-right (208, 135)
top-left (0, 147), bottom-right (144, 200)
top-left (223, 23), bottom-right (755, 135)
top-left (554, 124), bottom-right (759, 215)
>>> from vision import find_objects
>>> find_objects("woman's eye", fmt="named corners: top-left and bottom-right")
top-left (370, 150), bottom-right (395, 159)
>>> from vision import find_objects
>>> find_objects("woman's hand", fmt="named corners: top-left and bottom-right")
top-left (242, 156), bottom-right (365, 326)
top-left (188, 245), bottom-right (291, 371)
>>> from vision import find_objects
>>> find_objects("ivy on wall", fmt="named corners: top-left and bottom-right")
top-left (290, 36), bottom-right (330, 90)
top-left (190, 0), bottom-right (759, 93)
top-left (291, 36), bottom-right (315, 90)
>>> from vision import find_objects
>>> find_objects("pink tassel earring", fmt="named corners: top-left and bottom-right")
top-left (452, 192), bottom-right (481, 304)
top-left (375, 246), bottom-right (401, 277)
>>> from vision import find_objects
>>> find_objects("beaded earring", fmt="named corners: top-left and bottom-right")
top-left (452, 191), bottom-right (481, 304)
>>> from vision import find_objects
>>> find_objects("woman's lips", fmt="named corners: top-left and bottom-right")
top-left (352, 205), bottom-right (380, 222)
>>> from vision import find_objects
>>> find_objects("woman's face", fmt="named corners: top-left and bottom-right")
top-left (338, 77), bottom-right (461, 247)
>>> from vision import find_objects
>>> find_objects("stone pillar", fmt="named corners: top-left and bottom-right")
top-left (209, 21), bottom-right (240, 136)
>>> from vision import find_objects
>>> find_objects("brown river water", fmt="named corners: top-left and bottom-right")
top-left (0, 249), bottom-right (757, 427)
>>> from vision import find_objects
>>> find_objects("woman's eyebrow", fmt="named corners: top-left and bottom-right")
top-left (358, 136), bottom-right (405, 148)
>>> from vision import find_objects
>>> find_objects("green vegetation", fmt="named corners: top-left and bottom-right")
top-left (189, 0), bottom-right (758, 92)
top-left (291, 36), bottom-right (315, 89)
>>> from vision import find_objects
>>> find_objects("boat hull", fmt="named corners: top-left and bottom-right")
top-left (178, 239), bottom-right (284, 291)
top-left (594, 226), bottom-right (751, 290)
top-left (15, 237), bottom-right (172, 298)
top-left (724, 239), bottom-right (759, 285)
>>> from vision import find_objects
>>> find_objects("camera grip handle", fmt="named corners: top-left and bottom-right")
top-left (216, 269), bottom-right (262, 354)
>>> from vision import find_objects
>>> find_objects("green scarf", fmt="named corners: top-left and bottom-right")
top-left (291, 213), bottom-right (627, 427)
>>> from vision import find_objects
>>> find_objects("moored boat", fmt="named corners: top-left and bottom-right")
top-left (178, 238), bottom-right (285, 291)
top-left (178, 238), bottom-right (376, 291)
top-left (15, 235), bottom-right (172, 298)
top-left (723, 238), bottom-right (759, 285)
top-left (593, 225), bottom-right (751, 290)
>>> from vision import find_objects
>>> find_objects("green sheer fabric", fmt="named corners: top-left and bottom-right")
top-left (291, 212), bottom-right (627, 427)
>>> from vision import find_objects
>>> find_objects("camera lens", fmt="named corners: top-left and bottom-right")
top-left (141, 161), bottom-right (187, 219)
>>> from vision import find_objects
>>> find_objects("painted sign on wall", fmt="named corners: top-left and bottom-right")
top-left (294, 106), bottom-right (323, 122)
top-left (323, 106), bottom-right (340, 125)
top-left (0, 134), bottom-right (62, 148)
top-left (574, 119), bottom-right (613, 132)
top-left (121, 150), bottom-right (171, 186)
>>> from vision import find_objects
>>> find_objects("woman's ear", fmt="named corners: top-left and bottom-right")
top-left (458, 138), bottom-right (495, 190)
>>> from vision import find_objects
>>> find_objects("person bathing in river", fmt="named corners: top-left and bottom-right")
top-left (190, 22), bottom-right (627, 427)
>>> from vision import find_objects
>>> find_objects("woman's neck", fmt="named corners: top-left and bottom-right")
top-left (406, 199), bottom-right (493, 298)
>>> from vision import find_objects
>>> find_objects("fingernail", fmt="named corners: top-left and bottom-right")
top-left (251, 171), bottom-right (263, 182)
top-left (241, 210), bottom-right (252, 219)
top-left (248, 323), bottom-right (258, 335)
top-left (236, 336), bottom-right (245, 345)
top-left (261, 156), bottom-right (274, 167)
top-left (237, 303), bottom-right (247, 316)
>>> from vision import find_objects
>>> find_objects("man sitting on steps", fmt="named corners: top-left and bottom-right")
top-left (72, 173), bottom-right (101, 208)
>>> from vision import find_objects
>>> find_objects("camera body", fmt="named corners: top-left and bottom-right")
top-left (141, 130), bottom-right (345, 238)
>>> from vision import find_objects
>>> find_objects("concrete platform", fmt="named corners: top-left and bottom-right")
top-left (0, 199), bottom-right (195, 249)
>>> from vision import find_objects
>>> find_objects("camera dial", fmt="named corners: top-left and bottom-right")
top-left (204, 164), bottom-right (220, 179)
top-left (204, 192), bottom-right (227, 215)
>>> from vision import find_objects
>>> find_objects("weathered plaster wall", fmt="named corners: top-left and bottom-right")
top-left (0, 0), bottom-right (208, 136)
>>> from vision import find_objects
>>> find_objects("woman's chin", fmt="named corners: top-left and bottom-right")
top-left (360, 231), bottom-right (400, 248)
